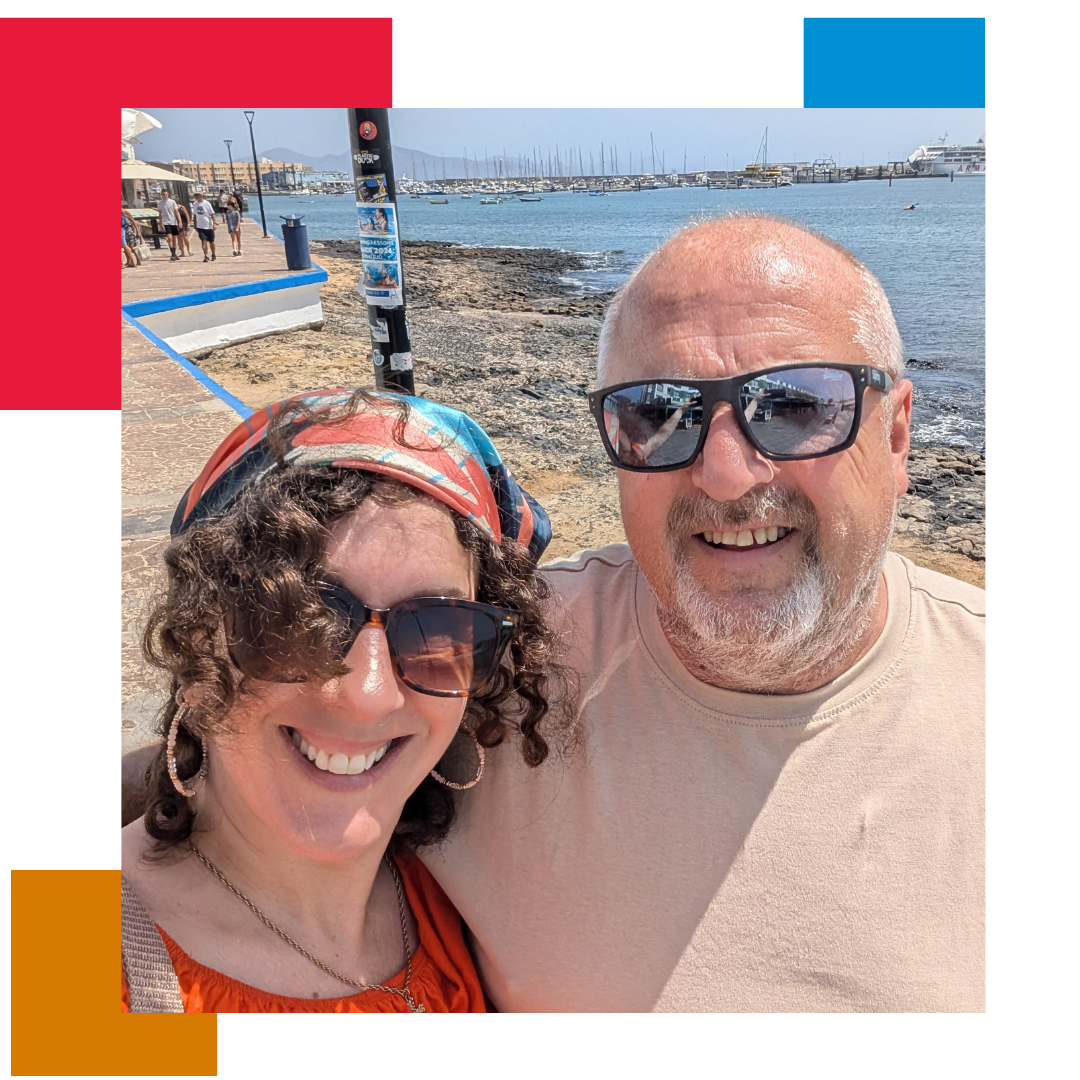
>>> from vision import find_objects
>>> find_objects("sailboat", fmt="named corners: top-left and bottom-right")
top-left (740, 127), bottom-right (789, 187)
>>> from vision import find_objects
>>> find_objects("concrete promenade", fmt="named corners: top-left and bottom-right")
top-left (121, 217), bottom-right (285, 751)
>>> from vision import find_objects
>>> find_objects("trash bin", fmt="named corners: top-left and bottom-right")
top-left (280, 214), bottom-right (311, 270)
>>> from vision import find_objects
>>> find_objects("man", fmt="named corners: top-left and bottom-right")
top-left (421, 216), bottom-right (984, 1012)
top-left (155, 188), bottom-right (181, 261)
top-left (192, 192), bottom-right (217, 262)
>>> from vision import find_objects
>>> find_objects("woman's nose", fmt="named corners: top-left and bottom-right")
top-left (691, 402), bottom-right (777, 501)
top-left (321, 626), bottom-right (405, 718)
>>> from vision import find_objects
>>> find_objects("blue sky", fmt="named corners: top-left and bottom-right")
top-left (133, 108), bottom-right (986, 169)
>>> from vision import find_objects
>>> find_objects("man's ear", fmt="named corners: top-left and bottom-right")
top-left (890, 378), bottom-right (914, 499)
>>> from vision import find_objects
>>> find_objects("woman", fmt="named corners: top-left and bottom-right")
top-left (226, 196), bottom-right (242, 256)
top-left (176, 200), bottom-right (193, 257)
top-left (121, 389), bottom-right (565, 1012)
top-left (122, 209), bottom-right (140, 268)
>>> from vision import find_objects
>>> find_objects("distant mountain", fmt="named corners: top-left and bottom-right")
top-left (261, 145), bottom-right (527, 180)
top-left (261, 147), bottom-right (351, 171)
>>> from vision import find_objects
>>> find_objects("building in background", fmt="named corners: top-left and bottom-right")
top-left (157, 157), bottom-right (308, 190)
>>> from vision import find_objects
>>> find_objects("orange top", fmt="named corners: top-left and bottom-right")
top-left (122, 854), bottom-right (485, 1013)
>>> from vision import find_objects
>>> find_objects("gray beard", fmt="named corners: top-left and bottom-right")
top-left (655, 488), bottom-right (892, 693)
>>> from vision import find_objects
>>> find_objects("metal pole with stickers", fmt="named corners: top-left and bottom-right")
top-left (347, 108), bottom-right (415, 395)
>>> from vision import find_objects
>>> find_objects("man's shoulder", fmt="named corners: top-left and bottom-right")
top-left (890, 552), bottom-right (985, 619)
top-left (539, 543), bottom-right (639, 626)
top-left (540, 542), bottom-right (637, 589)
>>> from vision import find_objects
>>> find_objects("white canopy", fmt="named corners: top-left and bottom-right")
top-left (121, 160), bottom-right (191, 182)
top-left (121, 109), bottom-right (163, 161)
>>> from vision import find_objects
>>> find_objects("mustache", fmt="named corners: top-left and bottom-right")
top-left (665, 487), bottom-right (820, 538)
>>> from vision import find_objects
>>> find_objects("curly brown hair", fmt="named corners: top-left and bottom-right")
top-left (140, 395), bottom-right (571, 853)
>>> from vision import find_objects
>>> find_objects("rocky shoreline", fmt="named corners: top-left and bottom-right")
top-left (193, 239), bottom-right (984, 587)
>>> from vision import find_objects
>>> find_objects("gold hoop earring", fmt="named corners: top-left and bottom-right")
top-left (167, 708), bottom-right (209, 798)
top-left (430, 724), bottom-right (485, 790)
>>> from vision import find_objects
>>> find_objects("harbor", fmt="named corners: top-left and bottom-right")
top-left (121, 117), bottom-right (985, 753)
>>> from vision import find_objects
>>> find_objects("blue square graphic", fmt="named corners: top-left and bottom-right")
top-left (804, 18), bottom-right (984, 107)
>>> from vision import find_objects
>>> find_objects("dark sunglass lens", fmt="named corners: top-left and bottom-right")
top-left (318, 584), bottom-right (363, 658)
top-left (391, 605), bottom-right (501, 693)
top-left (740, 368), bottom-right (856, 456)
top-left (601, 383), bottom-right (703, 468)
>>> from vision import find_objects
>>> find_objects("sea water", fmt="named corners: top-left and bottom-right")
top-left (259, 179), bottom-right (985, 449)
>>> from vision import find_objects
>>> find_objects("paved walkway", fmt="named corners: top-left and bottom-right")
top-left (121, 216), bottom-right (281, 751)
top-left (122, 214), bottom-right (288, 303)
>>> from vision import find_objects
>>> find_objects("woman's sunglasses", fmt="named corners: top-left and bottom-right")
top-left (316, 581), bottom-right (517, 697)
top-left (588, 363), bottom-right (894, 471)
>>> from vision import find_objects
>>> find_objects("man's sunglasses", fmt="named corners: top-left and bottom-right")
top-left (316, 581), bottom-right (517, 698)
top-left (588, 363), bottom-right (894, 472)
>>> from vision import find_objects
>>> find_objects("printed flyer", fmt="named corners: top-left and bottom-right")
top-left (356, 199), bottom-right (403, 305)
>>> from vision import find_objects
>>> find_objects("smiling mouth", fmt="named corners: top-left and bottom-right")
top-left (697, 526), bottom-right (795, 551)
top-left (284, 726), bottom-right (397, 776)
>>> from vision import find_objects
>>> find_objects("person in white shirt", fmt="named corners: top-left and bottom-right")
top-left (192, 192), bottom-right (217, 262)
top-left (155, 189), bottom-right (181, 262)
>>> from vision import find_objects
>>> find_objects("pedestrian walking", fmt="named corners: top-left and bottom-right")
top-left (176, 201), bottom-right (193, 257)
top-left (226, 197), bottom-right (242, 256)
top-left (155, 188), bottom-right (181, 261)
top-left (122, 210), bottom-right (139, 268)
top-left (192, 192), bottom-right (217, 262)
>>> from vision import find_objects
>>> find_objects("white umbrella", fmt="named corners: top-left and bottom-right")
top-left (122, 108), bottom-right (162, 161)
top-left (121, 160), bottom-right (190, 182)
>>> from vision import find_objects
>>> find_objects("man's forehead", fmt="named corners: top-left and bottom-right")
top-left (608, 223), bottom-right (866, 379)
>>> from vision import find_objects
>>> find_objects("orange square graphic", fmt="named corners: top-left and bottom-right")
top-left (11, 870), bottom-right (217, 1076)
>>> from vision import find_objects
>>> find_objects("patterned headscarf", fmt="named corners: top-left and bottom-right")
top-left (171, 390), bottom-right (551, 561)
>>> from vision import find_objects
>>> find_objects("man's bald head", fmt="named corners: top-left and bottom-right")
top-left (596, 215), bottom-right (904, 386)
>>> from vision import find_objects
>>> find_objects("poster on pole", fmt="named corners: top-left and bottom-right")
top-left (356, 195), bottom-right (403, 305)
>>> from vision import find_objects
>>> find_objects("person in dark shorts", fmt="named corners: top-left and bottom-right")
top-left (155, 189), bottom-right (181, 261)
top-left (192, 192), bottom-right (217, 262)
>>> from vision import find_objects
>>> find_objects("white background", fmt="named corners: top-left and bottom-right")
top-left (2, 2), bottom-right (1074, 1077)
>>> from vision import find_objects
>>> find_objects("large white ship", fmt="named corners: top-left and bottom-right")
top-left (908, 135), bottom-right (986, 176)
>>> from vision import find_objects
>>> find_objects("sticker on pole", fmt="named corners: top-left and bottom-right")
top-left (390, 352), bottom-right (413, 372)
top-left (359, 120), bottom-right (378, 141)
top-left (357, 202), bottom-right (403, 306)
top-left (356, 174), bottom-right (389, 204)
top-left (369, 317), bottom-right (389, 343)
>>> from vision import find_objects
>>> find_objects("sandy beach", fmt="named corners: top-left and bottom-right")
top-left (192, 239), bottom-right (984, 586)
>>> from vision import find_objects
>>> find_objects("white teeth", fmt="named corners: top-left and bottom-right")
top-left (722, 530), bottom-right (737, 546)
top-left (736, 530), bottom-right (753, 547)
top-left (297, 733), bottom-right (394, 775)
top-left (704, 531), bottom-right (714, 544)
top-left (753, 528), bottom-right (768, 545)
top-left (767, 526), bottom-right (778, 542)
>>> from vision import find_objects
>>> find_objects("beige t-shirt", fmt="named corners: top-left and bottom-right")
top-left (423, 547), bottom-right (985, 1012)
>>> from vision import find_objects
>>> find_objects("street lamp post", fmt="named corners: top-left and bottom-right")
top-left (243, 110), bottom-right (268, 237)
top-left (224, 139), bottom-right (238, 200)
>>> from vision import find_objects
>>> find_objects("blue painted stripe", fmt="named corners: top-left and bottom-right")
top-left (121, 263), bottom-right (328, 318)
top-left (804, 18), bottom-right (984, 107)
top-left (122, 310), bottom-right (253, 419)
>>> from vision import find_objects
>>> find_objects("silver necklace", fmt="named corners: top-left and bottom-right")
top-left (189, 842), bottom-right (425, 1012)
